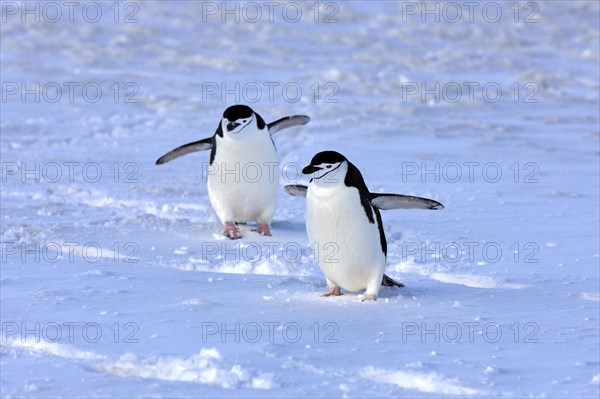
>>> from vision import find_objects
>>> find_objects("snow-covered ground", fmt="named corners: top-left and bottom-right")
top-left (1, 1), bottom-right (599, 397)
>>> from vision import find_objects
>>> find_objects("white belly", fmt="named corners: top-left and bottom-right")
top-left (207, 135), bottom-right (278, 224)
top-left (306, 185), bottom-right (385, 292)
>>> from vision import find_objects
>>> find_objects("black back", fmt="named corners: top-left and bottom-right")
top-left (344, 161), bottom-right (387, 256)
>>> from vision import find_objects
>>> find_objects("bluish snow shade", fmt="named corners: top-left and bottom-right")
top-left (1, 1), bottom-right (599, 397)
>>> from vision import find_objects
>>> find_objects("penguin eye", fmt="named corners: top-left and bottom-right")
top-left (325, 165), bottom-right (332, 169)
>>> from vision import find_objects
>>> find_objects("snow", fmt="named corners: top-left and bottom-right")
top-left (359, 367), bottom-right (479, 396)
top-left (1, 1), bottom-right (599, 397)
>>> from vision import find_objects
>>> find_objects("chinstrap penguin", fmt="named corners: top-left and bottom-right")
top-left (286, 151), bottom-right (444, 301)
top-left (157, 105), bottom-right (309, 239)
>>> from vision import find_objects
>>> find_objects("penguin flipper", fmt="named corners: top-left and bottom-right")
top-left (155, 138), bottom-right (213, 165)
top-left (370, 193), bottom-right (444, 210)
top-left (284, 184), bottom-right (308, 197)
top-left (382, 274), bottom-right (405, 288)
top-left (268, 115), bottom-right (310, 135)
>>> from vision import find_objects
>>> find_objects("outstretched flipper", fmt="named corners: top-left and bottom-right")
top-left (285, 185), bottom-right (443, 210)
top-left (156, 137), bottom-right (214, 165)
top-left (370, 193), bottom-right (444, 210)
top-left (382, 274), bottom-right (405, 288)
top-left (268, 115), bottom-right (310, 135)
top-left (284, 184), bottom-right (308, 197)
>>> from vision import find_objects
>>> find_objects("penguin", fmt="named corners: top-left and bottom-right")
top-left (156, 105), bottom-right (309, 239)
top-left (285, 151), bottom-right (444, 301)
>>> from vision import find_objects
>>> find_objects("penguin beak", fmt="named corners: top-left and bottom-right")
top-left (302, 164), bottom-right (320, 174)
top-left (226, 122), bottom-right (240, 132)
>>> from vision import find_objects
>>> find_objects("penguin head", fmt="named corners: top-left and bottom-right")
top-left (220, 105), bottom-right (265, 136)
top-left (302, 151), bottom-right (348, 185)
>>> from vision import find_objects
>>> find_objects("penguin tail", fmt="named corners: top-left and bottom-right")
top-left (382, 274), bottom-right (405, 288)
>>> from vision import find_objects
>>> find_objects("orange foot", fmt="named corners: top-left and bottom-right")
top-left (224, 221), bottom-right (241, 239)
top-left (257, 224), bottom-right (272, 236)
top-left (362, 294), bottom-right (378, 302)
top-left (321, 287), bottom-right (342, 297)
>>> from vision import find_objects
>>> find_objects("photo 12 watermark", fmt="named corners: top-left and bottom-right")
top-left (1, 321), bottom-right (140, 344)
top-left (401, 321), bottom-right (539, 344)
top-left (199, 81), bottom-right (339, 104)
top-left (1, 162), bottom-right (139, 184)
top-left (399, 241), bottom-right (540, 265)
top-left (200, 161), bottom-right (338, 185)
top-left (1, 241), bottom-right (140, 264)
top-left (201, 241), bottom-right (303, 263)
top-left (399, 161), bottom-right (540, 184)
top-left (400, 2), bottom-right (539, 24)
top-left (400, 81), bottom-right (540, 104)
top-left (1, 1), bottom-right (140, 24)
top-left (198, 241), bottom-right (338, 264)
top-left (200, 321), bottom-right (339, 344)
top-left (200, 2), bottom-right (339, 23)
top-left (1, 82), bottom-right (139, 104)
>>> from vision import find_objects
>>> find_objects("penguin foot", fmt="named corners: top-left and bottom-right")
top-left (257, 224), bottom-right (272, 236)
top-left (224, 222), bottom-right (241, 239)
top-left (362, 294), bottom-right (378, 302)
top-left (321, 287), bottom-right (342, 297)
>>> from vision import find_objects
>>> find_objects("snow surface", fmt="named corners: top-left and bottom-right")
top-left (1, 1), bottom-right (599, 397)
